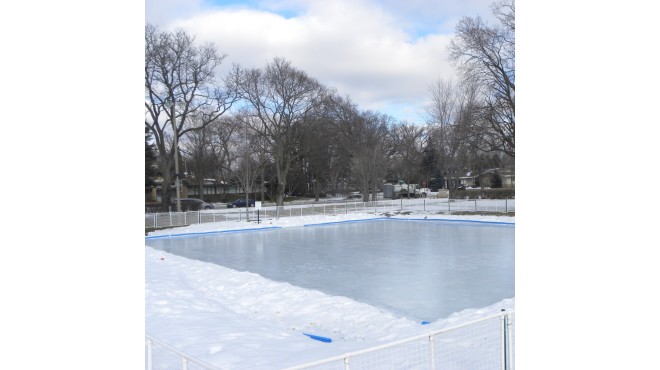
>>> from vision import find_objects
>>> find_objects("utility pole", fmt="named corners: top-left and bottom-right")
top-left (244, 121), bottom-right (250, 221)
top-left (171, 100), bottom-right (181, 212)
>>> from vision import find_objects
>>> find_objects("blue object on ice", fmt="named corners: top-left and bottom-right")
top-left (303, 333), bottom-right (332, 343)
top-left (420, 321), bottom-right (431, 325)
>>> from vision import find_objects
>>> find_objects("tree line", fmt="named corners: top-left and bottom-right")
top-left (145, 0), bottom-right (515, 211)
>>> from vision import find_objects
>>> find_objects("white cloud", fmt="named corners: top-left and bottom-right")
top-left (146, 0), bottom-right (497, 123)
top-left (145, 0), bottom-right (206, 27)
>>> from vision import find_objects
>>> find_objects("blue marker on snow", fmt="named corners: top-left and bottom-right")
top-left (420, 321), bottom-right (431, 325)
top-left (303, 333), bottom-right (332, 343)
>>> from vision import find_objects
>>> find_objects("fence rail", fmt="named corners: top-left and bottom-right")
top-left (146, 198), bottom-right (515, 229)
top-left (145, 334), bottom-right (222, 370)
top-left (146, 310), bottom-right (514, 370)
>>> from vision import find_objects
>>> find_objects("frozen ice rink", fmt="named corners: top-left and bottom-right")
top-left (145, 219), bottom-right (514, 321)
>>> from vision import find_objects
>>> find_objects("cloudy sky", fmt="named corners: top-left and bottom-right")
top-left (145, 0), bottom-right (498, 124)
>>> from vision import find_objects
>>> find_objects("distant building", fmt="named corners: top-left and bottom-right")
top-left (458, 168), bottom-right (515, 189)
top-left (146, 177), bottom-right (263, 203)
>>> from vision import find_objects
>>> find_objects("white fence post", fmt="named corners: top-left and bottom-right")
top-left (501, 310), bottom-right (510, 370)
top-left (146, 338), bottom-right (153, 370)
top-left (429, 334), bottom-right (436, 369)
top-left (506, 312), bottom-right (513, 370)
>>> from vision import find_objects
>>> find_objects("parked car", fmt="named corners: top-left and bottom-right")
top-left (226, 198), bottom-right (256, 208)
top-left (171, 198), bottom-right (214, 211)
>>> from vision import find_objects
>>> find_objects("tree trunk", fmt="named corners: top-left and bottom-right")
top-left (159, 165), bottom-right (173, 212)
top-left (276, 180), bottom-right (285, 206)
top-left (198, 182), bottom-right (205, 201)
top-left (371, 176), bottom-right (379, 202)
top-left (245, 193), bottom-right (250, 221)
top-left (260, 167), bottom-right (265, 202)
top-left (313, 177), bottom-right (320, 201)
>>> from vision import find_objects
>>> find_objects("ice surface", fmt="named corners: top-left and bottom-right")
top-left (145, 219), bottom-right (514, 321)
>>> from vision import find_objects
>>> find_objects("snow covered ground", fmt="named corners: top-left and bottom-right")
top-left (146, 211), bottom-right (515, 369)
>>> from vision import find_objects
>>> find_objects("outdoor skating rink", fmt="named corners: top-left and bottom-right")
top-left (145, 219), bottom-right (514, 322)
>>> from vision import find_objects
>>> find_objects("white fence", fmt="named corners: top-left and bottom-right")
top-left (146, 310), bottom-right (514, 370)
top-left (146, 334), bottom-right (221, 370)
top-left (145, 198), bottom-right (515, 229)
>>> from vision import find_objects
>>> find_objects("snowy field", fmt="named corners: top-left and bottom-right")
top-left (146, 211), bottom-right (515, 369)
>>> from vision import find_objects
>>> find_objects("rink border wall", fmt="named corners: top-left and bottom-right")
top-left (144, 226), bottom-right (282, 239)
top-left (302, 217), bottom-right (389, 227)
top-left (386, 217), bottom-right (515, 226)
top-left (145, 218), bottom-right (514, 239)
top-left (303, 217), bottom-right (514, 227)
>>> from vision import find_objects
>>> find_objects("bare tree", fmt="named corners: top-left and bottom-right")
top-left (145, 127), bottom-right (160, 186)
top-left (332, 97), bottom-right (393, 202)
top-left (227, 58), bottom-right (326, 207)
top-left (324, 95), bottom-right (356, 196)
top-left (179, 115), bottom-right (239, 200)
top-left (179, 121), bottom-right (217, 201)
top-left (390, 121), bottom-right (425, 195)
top-left (449, 0), bottom-right (515, 157)
top-left (426, 79), bottom-right (458, 168)
top-left (206, 116), bottom-right (241, 195)
top-left (145, 23), bottom-right (238, 211)
top-left (364, 113), bottom-right (395, 202)
top-left (426, 79), bottom-right (461, 188)
top-left (422, 79), bottom-right (457, 189)
top-left (228, 113), bottom-right (264, 220)
top-left (299, 115), bottom-right (337, 201)
top-left (425, 78), bottom-right (483, 191)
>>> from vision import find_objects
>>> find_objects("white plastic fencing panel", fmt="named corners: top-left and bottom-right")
top-left (145, 199), bottom-right (514, 229)
top-left (146, 337), bottom-right (220, 370)
top-left (147, 340), bottom-right (184, 370)
top-left (294, 361), bottom-right (345, 370)
top-left (147, 312), bottom-right (514, 370)
top-left (287, 312), bottom-right (513, 370)
top-left (433, 315), bottom-right (503, 370)
top-left (348, 337), bottom-right (432, 370)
